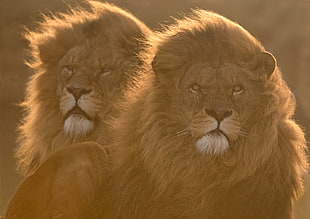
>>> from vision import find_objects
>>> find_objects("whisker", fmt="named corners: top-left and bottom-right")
top-left (174, 128), bottom-right (191, 137)
top-left (238, 129), bottom-right (249, 138)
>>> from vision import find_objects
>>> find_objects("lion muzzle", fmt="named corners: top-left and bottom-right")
top-left (193, 108), bottom-right (237, 155)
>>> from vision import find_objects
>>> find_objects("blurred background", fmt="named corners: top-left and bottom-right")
top-left (0, 0), bottom-right (309, 217)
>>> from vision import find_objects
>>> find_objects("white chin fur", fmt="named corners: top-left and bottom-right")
top-left (64, 115), bottom-right (94, 137)
top-left (196, 134), bottom-right (229, 155)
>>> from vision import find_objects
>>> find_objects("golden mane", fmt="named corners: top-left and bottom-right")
top-left (16, 0), bottom-right (150, 176)
top-left (5, 9), bottom-right (308, 219)
top-left (110, 10), bottom-right (309, 218)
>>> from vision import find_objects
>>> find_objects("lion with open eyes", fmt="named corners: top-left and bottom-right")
top-left (16, 1), bottom-right (150, 176)
top-left (5, 9), bottom-right (308, 219)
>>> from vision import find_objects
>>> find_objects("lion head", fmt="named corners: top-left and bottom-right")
top-left (16, 1), bottom-right (150, 176)
top-left (143, 11), bottom-right (285, 158)
top-left (110, 10), bottom-right (308, 218)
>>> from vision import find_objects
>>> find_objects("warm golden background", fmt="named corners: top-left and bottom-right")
top-left (0, 0), bottom-right (309, 217)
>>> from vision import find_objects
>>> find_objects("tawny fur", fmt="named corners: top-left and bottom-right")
top-left (5, 9), bottom-right (308, 219)
top-left (16, 1), bottom-right (150, 176)
top-left (104, 11), bottom-right (308, 218)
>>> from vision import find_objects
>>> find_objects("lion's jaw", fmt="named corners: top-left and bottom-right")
top-left (195, 119), bottom-right (229, 155)
top-left (190, 110), bottom-right (241, 155)
top-left (60, 90), bottom-right (98, 137)
top-left (64, 115), bottom-right (94, 137)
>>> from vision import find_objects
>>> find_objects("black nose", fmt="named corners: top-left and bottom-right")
top-left (66, 86), bottom-right (92, 100)
top-left (205, 109), bottom-right (232, 122)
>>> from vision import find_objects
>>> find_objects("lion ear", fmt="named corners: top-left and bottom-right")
top-left (151, 55), bottom-right (161, 74)
top-left (151, 32), bottom-right (189, 82)
top-left (30, 28), bottom-right (77, 65)
top-left (37, 39), bottom-right (68, 64)
top-left (252, 51), bottom-right (277, 78)
top-left (151, 54), bottom-right (177, 84)
top-left (151, 52), bottom-right (186, 83)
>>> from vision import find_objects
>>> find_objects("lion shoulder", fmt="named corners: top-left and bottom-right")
top-left (6, 142), bottom-right (108, 218)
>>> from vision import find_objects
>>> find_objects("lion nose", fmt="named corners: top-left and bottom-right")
top-left (205, 109), bottom-right (232, 122)
top-left (66, 86), bottom-right (92, 100)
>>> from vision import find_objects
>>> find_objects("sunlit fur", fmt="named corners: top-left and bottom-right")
top-left (196, 133), bottom-right (229, 154)
top-left (63, 116), bottom-right (94, 137)
top-left (107, 9), bottom-right (309, 218)
top-left (190, 109), bottom-right (241, 154)
top-left (5, 9), bottom-right (308, 219)
top-left (16, 1), bottom-right (150, 176)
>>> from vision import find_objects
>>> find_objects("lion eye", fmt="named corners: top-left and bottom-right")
top-left (232, 85), bottom-right (244, 95)
top-left (62, 65), bottom-right (74, 77)
top-left (64, 65), bottom-right (73, 72)
top-left (98, 68), bottom-right (112, 77)
top-left (189, 84), bottom-right (201, 93)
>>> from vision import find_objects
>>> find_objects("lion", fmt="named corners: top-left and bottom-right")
top-left (5, 9), bottom-right (308, 219)
top-left (16, 1), bottom-right (151, 176)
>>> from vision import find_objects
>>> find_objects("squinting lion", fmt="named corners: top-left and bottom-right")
top-left (5, 9), bottom-right (308, 219)
top-left (16, 1), bottom-right (150, 176)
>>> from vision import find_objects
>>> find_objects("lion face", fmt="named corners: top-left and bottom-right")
top-left (182, 64), bottom-right (251, 155)
top-left (57, 45), bottom-right (123, 137)
top-left (155, 59), bottom-right (273, 155)
top-left (150, 17), bottom-right (277, 156)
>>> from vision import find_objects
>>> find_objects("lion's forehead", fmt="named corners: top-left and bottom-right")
top-left (60, 45), bottom-right (114, 65)
top-left (183, 63), bottom-right (249, 87)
